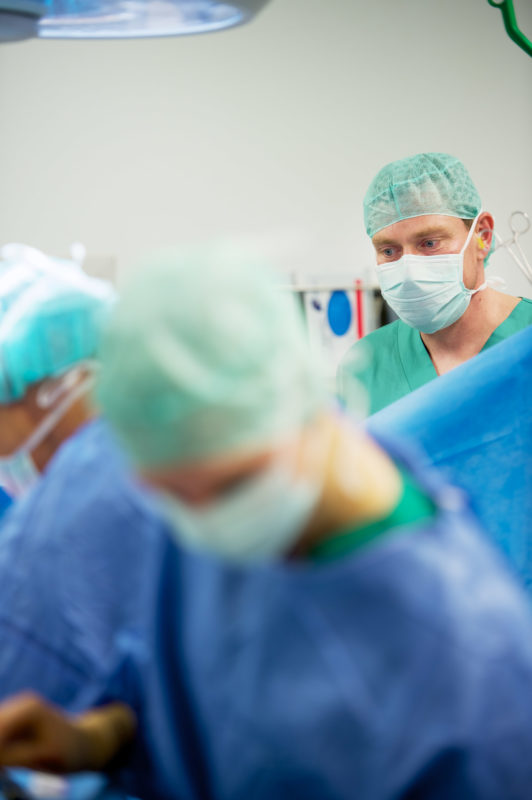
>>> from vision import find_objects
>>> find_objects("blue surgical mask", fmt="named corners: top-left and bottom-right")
top-left (156, 459), bottom-right (322, 563)
top-left (376, 214), bottom-right (486, 334)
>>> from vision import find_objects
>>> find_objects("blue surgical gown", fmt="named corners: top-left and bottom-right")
top-left (1, 422), bottom-right (532, 799)
top-left (367, 325), bottom-right (532, 592)
top-left (0, 418), bottom-right (172, 707)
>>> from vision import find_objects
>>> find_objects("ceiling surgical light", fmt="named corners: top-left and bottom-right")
top-left (0, 1), bottom-right (44, 41)
top-left (0, 0), bottom-right (270, 41)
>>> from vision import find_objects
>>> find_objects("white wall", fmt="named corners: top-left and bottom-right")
top-left (0, 0), bottom-right (531, 294)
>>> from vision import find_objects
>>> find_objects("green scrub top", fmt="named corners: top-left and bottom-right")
top-left (338, 297), bottom-right (532, 417)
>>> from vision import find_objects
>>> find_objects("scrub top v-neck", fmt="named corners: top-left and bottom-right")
top-left (338, 297), bottom-right (532, 416)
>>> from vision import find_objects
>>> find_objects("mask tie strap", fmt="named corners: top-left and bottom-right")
top-left (18, 369), bottom-right (96, 458)
top-left (460, 211), bottom-right (483, 255)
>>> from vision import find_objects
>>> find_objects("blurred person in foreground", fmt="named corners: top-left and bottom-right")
top-left (2, 248), bottom-right (532, 799)
top-left (338, 152), bottom-right (532, 416)
top-left (0, 245), bottom-right (178, 727)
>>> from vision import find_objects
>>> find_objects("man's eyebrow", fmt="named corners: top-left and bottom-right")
top-left (372, 235), bottom-right (397, 246)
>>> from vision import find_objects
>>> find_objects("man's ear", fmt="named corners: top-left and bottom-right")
top-left (476, 212), bottom-right (495, 261)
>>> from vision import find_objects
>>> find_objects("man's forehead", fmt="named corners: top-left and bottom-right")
top-left (372, 215), bottom-right (462, 245)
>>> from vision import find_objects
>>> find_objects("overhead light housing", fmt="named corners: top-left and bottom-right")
top-left (0, 1), bottom-right (44, 41)
top-left (0, 0), bottom-right (270, 41)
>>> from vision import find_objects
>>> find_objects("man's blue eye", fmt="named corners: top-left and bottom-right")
top-left (383, 248), bottom-right (394, 257)
top-left (424, 240), bottom-right (436, 248)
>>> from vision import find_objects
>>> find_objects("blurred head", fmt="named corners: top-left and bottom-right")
top-left (97, 246), bottom-right (328, 561)
top-left (363, 154), bottom-right (494, 333)
top-left (0, 244), bottom-right (116, 496)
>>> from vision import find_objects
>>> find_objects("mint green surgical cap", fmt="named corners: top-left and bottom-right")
top-left (97, 247), bottom-right (325, 467)
top-left (363, 153), bottom-right (482, 238)
top-left (0, 245), bottom-right (116, 403)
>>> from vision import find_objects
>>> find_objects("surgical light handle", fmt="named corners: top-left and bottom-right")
top-left (487, 0), bottom-right (532, 57)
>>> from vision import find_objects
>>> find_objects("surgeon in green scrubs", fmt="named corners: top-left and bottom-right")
top-left (338, 153), bottom-right (532, 416)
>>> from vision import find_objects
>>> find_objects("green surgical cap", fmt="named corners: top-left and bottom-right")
top-left (97, 247), bottom-right (325, 467)
top-left (0, 244), bottom-right (116, 403)
top-left (363, 153), bottom-right (482, 238)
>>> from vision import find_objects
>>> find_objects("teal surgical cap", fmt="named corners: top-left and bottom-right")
top-left (363, 153), bottom-right (482, 238)
top-left (97, 247), bottom-right (325, 468)
top-left (0, 245), bottom-right (116, 403)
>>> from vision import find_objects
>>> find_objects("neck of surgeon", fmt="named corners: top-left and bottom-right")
top-left (289, 414), bottom-right (402, 557)
top-left (421, 284), bottom-right (519, 376)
